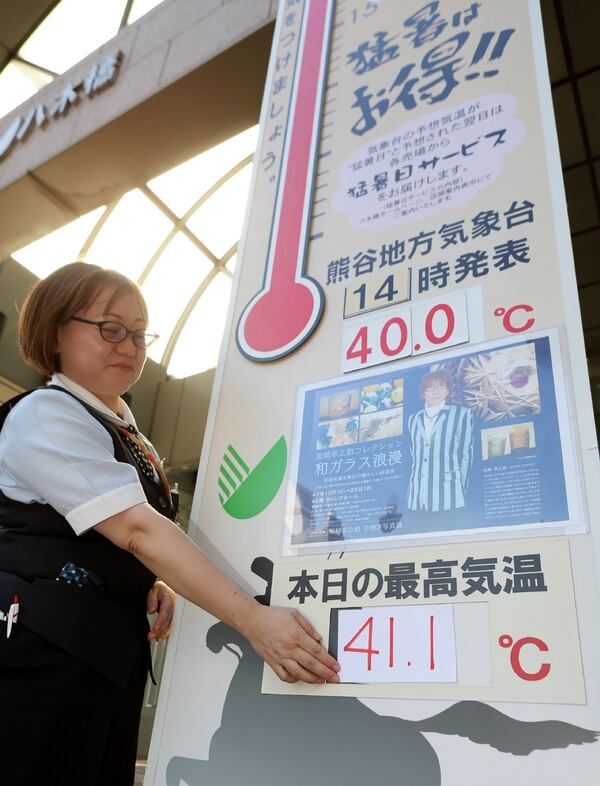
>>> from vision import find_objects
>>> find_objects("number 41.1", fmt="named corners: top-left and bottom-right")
top-left (335, 604), bottom-right (457, 684)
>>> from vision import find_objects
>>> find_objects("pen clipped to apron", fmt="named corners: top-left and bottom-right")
top-left (0, 595), bottom-right (19, 638)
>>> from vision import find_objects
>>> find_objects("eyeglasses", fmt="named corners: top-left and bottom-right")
top-left (69, 316), bottom-right (159, 348)
top-left (424, 384), bottom-right (448, 393)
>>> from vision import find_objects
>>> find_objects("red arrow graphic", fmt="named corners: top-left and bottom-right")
top-left (236, 0), bottom-right (334, 361)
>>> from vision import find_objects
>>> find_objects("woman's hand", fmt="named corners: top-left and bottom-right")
top-left (146, 580), bottom-right (176, 641)
top-left (243, 604), bottom-right (340, 684)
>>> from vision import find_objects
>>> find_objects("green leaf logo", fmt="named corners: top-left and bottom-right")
top-left (218, 436), bottom-right (287, 519)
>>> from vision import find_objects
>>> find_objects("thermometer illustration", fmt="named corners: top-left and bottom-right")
top-left (236, 0), bottom-right (335, 361)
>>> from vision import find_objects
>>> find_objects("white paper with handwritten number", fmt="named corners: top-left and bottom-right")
top-left (337, 604), bottom-right (457, 683)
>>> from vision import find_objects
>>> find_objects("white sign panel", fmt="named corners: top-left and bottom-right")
top-left (336, 604), bottom-right (457, 683)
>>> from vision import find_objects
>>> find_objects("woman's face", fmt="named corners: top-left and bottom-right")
top-left (422, 379), bottom-right (449, 407)
top-left (55, 288), bottom-right (147, 410)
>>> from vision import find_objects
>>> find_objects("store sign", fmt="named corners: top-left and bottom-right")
top-left (0, 51), bottom-right (123, 162)
top-left (149, 2), bottom-right (600, 785)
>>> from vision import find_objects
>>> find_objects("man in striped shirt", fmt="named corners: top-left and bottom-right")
top-left (407, 368), bottom-right (474, 530)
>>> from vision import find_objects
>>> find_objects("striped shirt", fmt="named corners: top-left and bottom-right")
top-left (407, 404), bottom-right (473, 512)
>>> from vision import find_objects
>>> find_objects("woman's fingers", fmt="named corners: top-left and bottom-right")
top-left (272, 663), bottom-right (298, 684)
top-left (150, 605), bottom-right (172, 641)
top-left (146, 584), bottom-right (159, 614)
top-left (291, 608), bottom-right (323, 642)
top-left (292, 612), bottom-right (340, 679)
top-left (291, 637), bottom-right (340, 682)
top-left (147, 581), bottom-right (176, 641)
top-left (280, 658), bottom-right (326, 684)
top-left (293, 637), bottom-right (339, 681)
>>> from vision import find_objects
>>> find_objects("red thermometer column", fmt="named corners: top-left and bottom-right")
top-left (236, 0), bottom-right (335, 362)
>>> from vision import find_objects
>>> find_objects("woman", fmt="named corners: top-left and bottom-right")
top-left (0, 263), bottom-right (339, 786)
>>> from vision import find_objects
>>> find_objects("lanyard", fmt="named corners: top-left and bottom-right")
top-left (118, 425), bottom-right (172, 503)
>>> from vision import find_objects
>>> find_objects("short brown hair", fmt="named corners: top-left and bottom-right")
top-left (18, 262), bottom-right (148, 376)
top-left (419, 368), bottom-right (452, 399)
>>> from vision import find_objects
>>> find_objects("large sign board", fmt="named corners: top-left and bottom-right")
top-left (147, 2), bottom-right (600, 785)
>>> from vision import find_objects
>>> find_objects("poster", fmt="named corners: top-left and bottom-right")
top-left (284, 329), bottom-right (583, 552)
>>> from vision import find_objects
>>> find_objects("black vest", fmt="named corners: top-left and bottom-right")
top-left (0, 386), bottom-right (176, 685)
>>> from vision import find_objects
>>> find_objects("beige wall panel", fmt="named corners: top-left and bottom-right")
top-left (68, 47), bottom-right (169, 147)
top-left (131, 0), bottom-right (222, 64)
top-left (128, 356), bottom-right (167, 437)
top-left (149, 376), bottom-right (184, 463)
top-left (170, 369), bottom-right (215, 468)
top-left (0, 0), bottom-right (61, 51)
top-left (0, 174), bottom-right (76, 258)
top-left (0, 259), bottom-right (43, 390)
top-left (0, 82), bottom-right (82, 193)
top-left (0, 376), bottom-right (24, 404)
top-left (160, 0), bottom-right (271, 87)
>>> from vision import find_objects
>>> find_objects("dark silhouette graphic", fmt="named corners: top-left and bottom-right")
top-left (166, 557), bottom-right (597, 786)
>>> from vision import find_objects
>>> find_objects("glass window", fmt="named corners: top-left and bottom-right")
top-left (11, 208), bottom-right (106, 279)
top-left (10, 124), bottom-right (256, 378)
top-left (147, 126), bottom-right (258, 218)
top-left (186, 162), bottom-right (253, 259)
top-left (142, 234), bottom-right (213, 364)
top-left (84, 189), bottom-right (173, 282)
top-left (18, 0), bottom-right (125, 74)
top-left (167, 273), bottom-right (232, 378)
top-left (226, 252), bottom-right (238, 273)
top-left (0, 61), bottom-right (53, 118)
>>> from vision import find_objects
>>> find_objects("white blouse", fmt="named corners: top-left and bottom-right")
top-left (0, 374), bottom-right (149, 536)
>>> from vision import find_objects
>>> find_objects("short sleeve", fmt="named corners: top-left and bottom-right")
top-left (0, 389), bottom-right (147, 535)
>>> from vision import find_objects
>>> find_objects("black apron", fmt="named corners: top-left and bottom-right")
top-left (0, 386), bottom-right (176, 686)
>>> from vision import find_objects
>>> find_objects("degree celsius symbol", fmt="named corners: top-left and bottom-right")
top-left (493, 303), bottom-right (535, 333)
top-left (236, 0), bottom-right (336, 361)
top-left (498, 632), bottom-right (551, 681)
